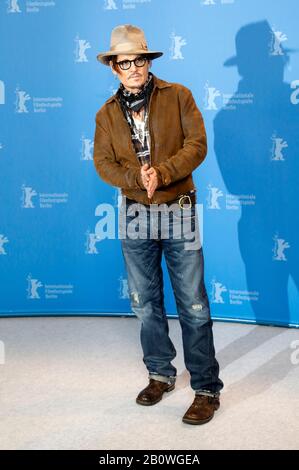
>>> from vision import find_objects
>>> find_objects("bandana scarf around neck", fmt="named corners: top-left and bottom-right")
top-left (116, 72), bottom-right (154, 167)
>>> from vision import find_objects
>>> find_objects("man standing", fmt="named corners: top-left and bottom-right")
top-left (93, 24), bottom-right (224, 425)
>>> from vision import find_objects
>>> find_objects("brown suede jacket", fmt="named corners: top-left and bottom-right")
top-left (93, 73), bottom-right (207, 205)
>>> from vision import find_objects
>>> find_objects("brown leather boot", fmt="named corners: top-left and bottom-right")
top-left (136, 379), bottom-right (175, 406)
top-left (182, 394), bottom-right (220, 425)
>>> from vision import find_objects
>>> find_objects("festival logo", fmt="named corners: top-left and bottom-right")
top-left (7, 0), bottom-right (21, 13)
top-left (270, 132), bottom-right (288, 161)
top-left (170, 31), bottom-right (187, 60)
top-left (21, 184), bottom-right (37, 208)
top-left (204, 81), bottom-right (254, 111)
top-left (206, 184), bottom-right (256, 210)
top-left (21, 184), bottom-right (69, 209)
top-left (211, 278), bottom-right (227, 304)
top-left (206, 184), bottom-right (223, 209)
top-left (269, 27), bottom-right (288, 56)
top-left (15, 86), bottom-right (63, 113)
top-left (290, 80), bottom-right (299, 105)
top-left (15, 87), bottom-right (31, 113)
top-left (26, 274), bottom-right (74, 299)
top-left (211, 277), bottom-right (259, 305)
top-left (74, 36), bottom-right (91, 63)
top-left (81, 136), bottom-right (94, 161)
top-left (85, 230), bottom-right (101, 254)
top-left (103, 0), bottom-right (117, 9)
top-left (204, 82), bottom-right (221, 110)
top-left (0, 234), bottom-right (9, 255)
top-left (7, 0), bottom-right (56, 13)
top-left (27, 274), bottom-right (43, 299)
top-left (272, 233), bottom-right (290, 261)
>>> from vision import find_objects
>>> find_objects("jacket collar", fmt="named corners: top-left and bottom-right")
top-left (105, 73), bottom-right (171, 104)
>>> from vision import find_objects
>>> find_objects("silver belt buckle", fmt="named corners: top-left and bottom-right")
top-left (178, 194), bottom-right (192, 209)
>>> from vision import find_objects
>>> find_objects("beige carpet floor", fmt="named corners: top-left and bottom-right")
top-left (0, 316), bottom-right (298, 450)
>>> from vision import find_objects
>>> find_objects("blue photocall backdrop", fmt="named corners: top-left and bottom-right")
top-left (0, 0), bottom-right (298, 326)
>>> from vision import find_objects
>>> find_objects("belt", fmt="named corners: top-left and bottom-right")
top-left (125, 191), bottom-right (196, 209)
top-left (163, 191), bottom-right (196, 208)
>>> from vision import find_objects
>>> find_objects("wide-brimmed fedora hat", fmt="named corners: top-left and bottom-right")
top-left (97, 24), bottom-right (163, 65)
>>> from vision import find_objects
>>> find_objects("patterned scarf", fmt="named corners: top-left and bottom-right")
top-left (116, 72), bottom-right (154, 166)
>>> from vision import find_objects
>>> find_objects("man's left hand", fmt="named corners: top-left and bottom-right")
top-left (145, 167), bottom-right (158, 199)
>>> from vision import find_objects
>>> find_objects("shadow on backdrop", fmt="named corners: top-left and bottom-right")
top-left (214, 20), bottom-right (299, 328)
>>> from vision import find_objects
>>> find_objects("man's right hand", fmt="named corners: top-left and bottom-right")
top-left (140, 163), bottom-right (159, 199)
top-left (140, 163), bottom-right (150, 189)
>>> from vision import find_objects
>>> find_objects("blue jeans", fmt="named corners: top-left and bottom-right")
top-left (120, 196), bottom-right (224, 397)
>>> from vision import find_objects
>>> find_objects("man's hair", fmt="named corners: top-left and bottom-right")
top-left (109, 56), bottom-right (119, 71)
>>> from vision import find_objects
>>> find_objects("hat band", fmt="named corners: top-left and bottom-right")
top-left (110, 41), bottom-right (148, 52)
